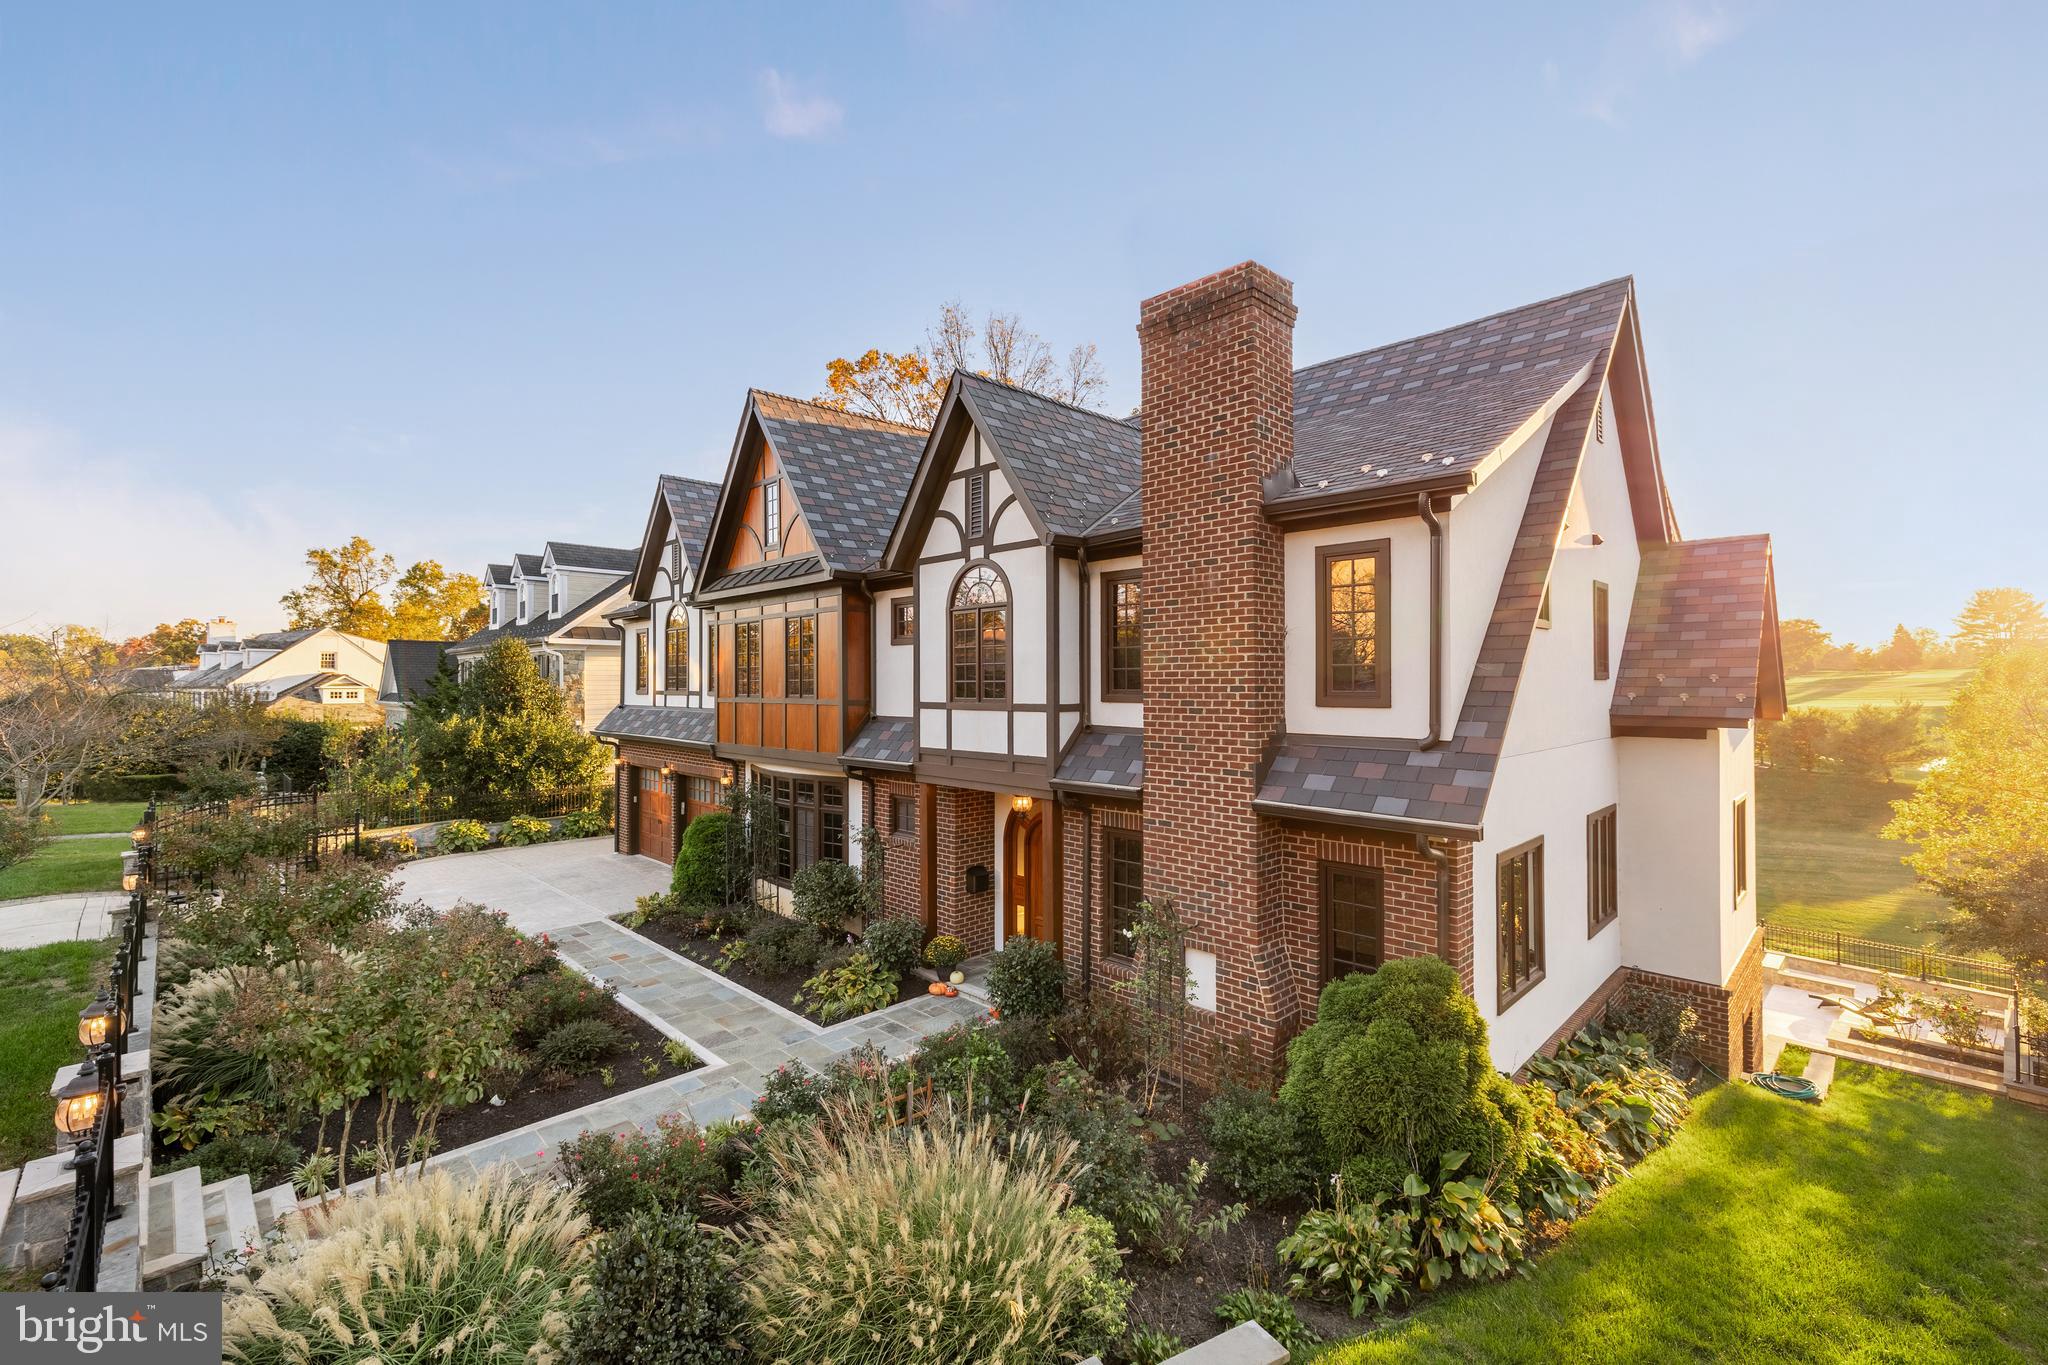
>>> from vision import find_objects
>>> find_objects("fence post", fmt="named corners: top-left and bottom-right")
top-left (1834, 931), bottom-right (1843, 967)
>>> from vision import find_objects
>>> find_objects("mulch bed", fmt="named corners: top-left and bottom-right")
top-left (274, 998), bottom-right (700, 1163)
top-left (631, 915), bottom-right (926, 1019)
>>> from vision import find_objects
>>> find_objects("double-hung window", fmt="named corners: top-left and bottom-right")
top-left (1587, 807), bottom-right (1617, 935)
top-left (1103, 570), bottom-right (1142, 700)
top-left (1497, 839), bottom-right (1545, 1009)
top-left (734, 622), bottom-right (763, 697)
top-left (665, 613), bottom-right (688, 692)
top-left (1107, 831), bottom-right (1144, 956)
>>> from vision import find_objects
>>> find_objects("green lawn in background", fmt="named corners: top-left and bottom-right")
top-left (1322, 1064), bottom-right (2048, 1363)
top-left (1757, 766), bottom-right (1948, 947)
top-left (0, 837), bottom-right (127, 900)
top-left (40, 801), bottom-right (146, 837)
top-left (0, 939), bottom-right (105, 1169)
top-left (1786, 667), bottom-right (1971, 727)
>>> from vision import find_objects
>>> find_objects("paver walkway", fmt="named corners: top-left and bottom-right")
top-left (0, 892), bottom-right (123, 950)
top-left (380, 842), bottom-right (985, 1183)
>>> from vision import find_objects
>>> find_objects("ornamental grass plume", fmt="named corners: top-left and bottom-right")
top-left (741, 1104), bottom-right (1125, 1364)
top-left (221, 1167), bottom-right (592, 1365)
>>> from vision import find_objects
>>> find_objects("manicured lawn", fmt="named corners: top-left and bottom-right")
top-left (1758, 766), bottom-right (1948, 947)
top-left (0, 836), bottom-right (127, 900)
top-left (1786, 668), bottom-right (1972, 727)
top-left (40, 801), bottom-right (146, 837)
top-left (0, 940), bottom-right (105, 1169)
top-left (1324, 1064), bottom-right (2048, 1362)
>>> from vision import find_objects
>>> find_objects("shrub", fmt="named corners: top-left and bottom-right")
top-left (221, 1169), bottom-right (591, 1364)
top-left (1602, 983), bottom-right (1701, 1061)
top-left (534, 1017), bottom-right (627, 1072)
top-left (156, 1131), bottom-right (303, 1191)
top-left (1115, 1158), bottom-right (1246, 1265)
top-left (913, 1020), bottom-right (1023, 1116)
top-left (1020, 1060), bottom-right (1151, 1218)
top-left (557, 1113), bottom-right (731, 1231)
top-left (741, 1112), bottom-right (1128, 1364)
top-left (924, 932), bottom-right (967, 975)
top-left (1525, 1028), bottom-right (1690, 1164)
top-left (671, 811), bottom-right (736, 908)
top-left (513, 970), bottom-right (613, 1045)
top-left (697, 900), bottom-right (755, 939)
top-left (436, 818), bottom-right (490, 852)
top-left (380, 831), bottom-right (419, 860)
top-left (794, 950), bottom-right (898, 1022)
top-left (791, 857), bottom-right (864, 936)
top-left (153, 968), bottom-right (270, 1103)
top-left (750, 915), bottom-right (825, 976)
top-left (1215, 1287), bottom-right (1322, 1359)
top-left (1065, 1207), bottom-right (1135, 1363)
top-left (502, 814), bottom-right (555, 846)
top-left (751, 1062), bottom-right (833, 1127)
top-left (0, 808), bottom-right (45, 873)
top-left (1050, 996), bottom-right (1142, 1085)
top-left (861, 914), bottom-right (925, 978)
top-left (1276, 1181), bottom-right (1419, 1316)
top-left (1280, 955), bottom-right (1534, 1196)
top-left (987, 935), bottom-right (1066, 1019)
top-left (1123, 1325), bottom-right (1188, 1365)
top-left (559, 807), bottom-right (610, 839)
top-left (570, 1210), bottom-right (745, 1365)
top-left (1202, 1080), bottom-right (1319, 1206)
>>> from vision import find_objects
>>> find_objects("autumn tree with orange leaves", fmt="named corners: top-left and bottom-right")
top-left (818, 302), bottom-right (1106, 427)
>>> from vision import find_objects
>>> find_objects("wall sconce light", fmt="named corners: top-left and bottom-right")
top-left (660, 765), bottom-right (672, 777)
top-left (719, 771), bottom-right (733, 786)
top-left (1011, 794), bottom-right (1034, 814)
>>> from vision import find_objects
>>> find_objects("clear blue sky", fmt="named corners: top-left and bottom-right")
top-left (4, 2), bottom-right (2043, 645)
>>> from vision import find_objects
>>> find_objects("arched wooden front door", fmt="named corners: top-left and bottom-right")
top-left (1004, 805), bottom-right (1044, 943)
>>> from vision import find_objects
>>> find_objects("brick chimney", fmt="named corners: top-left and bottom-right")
top-left (1137, 261), bottom-right (1298, 1071)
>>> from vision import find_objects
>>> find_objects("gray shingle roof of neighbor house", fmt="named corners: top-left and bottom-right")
top-left (243, 627), bottom-right (320, 649)
top-left (750, 392), bottom-right (928, 573)
top-left (1053, 727), bottom-right (1145, 794)
top-left (545, 542), bottom-right (638, 574)
top-left (514, 553), bottom-right (544, 577)
top-left (955, 372), bottom-right (1145, 541)
top-left (1612, 534), bottom-right (1785, 728)
top-left (485, 563), bottom-right (515, 587)
top-left (659, 476), bottom-right (722, 576)
top-left (454, 575), bottom-right (628, 650)
top-left (842, 715), bottom-right (917, 768)
top-left (381, 640), bottom-right (449, 702)
top-left (592, 705), bottom-right (717, 749)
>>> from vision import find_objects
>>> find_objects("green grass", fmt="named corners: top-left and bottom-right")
top-left (1773, 1044), bottom-right (1813, 1075)
top-left (0, 836), bottom-right (127, 900)
top-left (1786, 668), bottom-right (1971, 727)
top-left (0, 939), bottom-right (105, 1169)
top-left (1323, 1064), bottom-right (2048, 1363)
top-left (1758, 766), bottom-right (1949, 948)
top-left (39, 801), bottom-right (146, 837)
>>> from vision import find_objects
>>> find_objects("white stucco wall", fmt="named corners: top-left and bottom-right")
top-left (1085, 554), bottom-right (1143, 728)
top-left (874, 588), bottom-right (914, 717)
top-left (1615, 735), bottom-right (1728, 985)
top-left (1718, 723), bottom-right (1759, 981)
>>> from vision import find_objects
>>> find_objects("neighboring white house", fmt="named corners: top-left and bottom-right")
top-left (168, 619), bottom-right (388, 713)
top-left (446, 542), bottom-right (636, 731)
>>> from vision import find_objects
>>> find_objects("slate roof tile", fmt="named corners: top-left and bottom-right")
top-left (842, 715), bottom-right (917, 768)
top-left (1611, 535), bottom-right (1778, 725)
top-left (1052, 728), bottom-right (1145, 794)
top-left (592, 706), bottom-right (717, 749)
top-left (751, 392), bottom-right (927, 573)
top-left (955, 373), bottom-right (1143, 540)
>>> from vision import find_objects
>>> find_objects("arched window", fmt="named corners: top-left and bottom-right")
top-left (665, 611), bottom-right (688, 692)
top-left (949, 564), bottom-right (1009, 702)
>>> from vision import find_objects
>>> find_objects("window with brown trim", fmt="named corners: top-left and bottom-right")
top-left (665, 613), bottom-right (688, 692)
top-left (734, 622), bottom-right (763, 698)
top-left (1317, 540), bottom-right (1390, 706)
top-left (1587, 806), bottom-right (1617, 935)
top-left (1319, 862), bottom-right (1384, 982)
top-left (1592, 580), bottom-right (1610, 680)
top-left (965, 471), bottom-right (987, 538)
top-left (685, 775), bottom-right (719, 807)
top-left (949, 564), bottom-right (1009, 703)
top-left (763, 481), bottom-right (781, 549)
top-left (890, 793), bottom-right (917, 837)
top-left (1102, 570), bottom-right (1142, 701)
top-left (319, 651), bottom-right (338, 669)
top-left (707, 626), bottom-right (719, 698)
top-left (784, 615), bottom-right (817, 698)
top-left (771, 776), bottom-right (844, 880)
top-left (1732, 796), bottom-right (1748, 908)
top-left (634, 630), bottom-right (649, 693)
top-left (1497, 839), bottom-right (1545, 1009)
top-left (890, 599), bottom-right (915, 645)
top-left (1107, 831), bottom-right (1144, 956)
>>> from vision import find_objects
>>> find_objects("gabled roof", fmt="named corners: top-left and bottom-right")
top-left (485, 563), bottom-right (515, 587)
top-left (747, 392), bottom-right (927, 573)
top-left (243, 627), bottom-right (319, 649)
top-left (1612, 535), bottom-right (1785, 730)
top-left (381, 640), bottom-right (449, 703)
top-left (954, 373), bottom-right (1142, 540)
top-left (544, 542), bottom-right (638, 574)
top-left (592, 705), bottom-right (717, 750)
top-left (627, 474), bottom-right (722, 602)
top-left (514, 553), bottom-right (544, 577)
top-left (452, 575), bottom-right (628, 652)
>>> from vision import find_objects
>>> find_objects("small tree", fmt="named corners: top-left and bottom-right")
top-left (1832, 703), bottom-right (1931, 779)
top-left (1760, 707), bottom-right (1833, 772)
top-left (407, 639), bottom-right (608, 801)
top-left (1113, 898), bottom-right (1193, 1112)
top-left (0, 627), bottom-right (134, 821)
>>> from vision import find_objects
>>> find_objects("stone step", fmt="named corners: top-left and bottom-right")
top-left (203, 1175), bottom-right (262, 1264)
top-left (140, 1165), bottom-right (207, 1283)
top-left (253, 1184), bottom-right (303, 1236)
top-left (13, 1133), bottom-right (144, 1205)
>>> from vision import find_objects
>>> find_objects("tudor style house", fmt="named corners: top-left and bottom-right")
top-left (449, 541), bottom-right (636, 730)
top-left (600, 263), bottom-right (1782, 1081)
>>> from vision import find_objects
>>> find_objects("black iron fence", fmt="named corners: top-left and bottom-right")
top-left (144, 792), bottom-right (362, 890)
top-left (2021, 996), bottom-right (2048, 1090)
top-left (1760, 921), bottom-right (2016, 993)
top-left (43, 891), bottom-right (148, 1292)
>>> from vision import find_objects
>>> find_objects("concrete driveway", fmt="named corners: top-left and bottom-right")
top-left (0, 892), bottom-right (123, 950)
top-left (391, 838), bottom-right (668, 936)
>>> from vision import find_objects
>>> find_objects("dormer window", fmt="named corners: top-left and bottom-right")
top-left (1317, 540), bottom-right (1390, 707)
top-left (764, 481), bottom-right (782, 549)
top-left (949, 564), bottom-right (1009, 703)
top-left (551, 579), bottom-right (561, 615)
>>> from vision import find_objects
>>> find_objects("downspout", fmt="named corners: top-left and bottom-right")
top-left (1418, 492), bottom-right (1445, 749)
top-left (1415, 833), bottom-right (1452, 965)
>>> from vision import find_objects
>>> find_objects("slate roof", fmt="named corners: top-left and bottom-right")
top-left (955, 373), bottom-right (1143, 540)
top-left (546, 542), bottom-right (638, 574)
top-left (659, 476), bottom-right (722, 576)
top-left (842, 716), bottom-right (917, 769)
top-left (751, 392), bottom-right (927, 573)
top-left (1087, 486), bottom-right (1144, 539)
top-left (1612, 535), bottom-right (1780, 727)
top-left (1053, 728), bottom-right (1145, 794)
top-left (381, 640), bottom-right (448, 703)
top-left (1254, 372), bottom-right (1609, 834)
top-left (701, 554), bottom-right (826, 596)
top-left (592, 705), bottom-right (717, 749)
top-left (1279, 278), bottom-right (1633, 505)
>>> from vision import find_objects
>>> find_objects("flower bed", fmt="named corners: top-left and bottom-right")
top-left (629, 906), bottom-right (926, 1020)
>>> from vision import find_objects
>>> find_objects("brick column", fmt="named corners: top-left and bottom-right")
top-left (1137, 261), bottom-right (1299, 1074)
top-left (932, 786), bottom-right (995, 956)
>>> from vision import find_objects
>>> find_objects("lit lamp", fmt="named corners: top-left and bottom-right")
top-left (719, 772), bottom-right (733, 786)
top-left (77, 994), bottom-right (117, 1049)
top-left (120, 849), bottom-right (139, 894)
top-left (1011, 794), bottom-right (1034, 814)
top-left (53, 1063), bottom-right (103, 1140)
top-left (129, 822), bottom-right (149, 845)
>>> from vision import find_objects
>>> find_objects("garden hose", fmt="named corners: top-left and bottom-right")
top-left (1750, 1071), bottom-right (1821, 1103)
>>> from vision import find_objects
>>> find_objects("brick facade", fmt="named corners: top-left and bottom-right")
top-left (933, 785), bottom-right (995, 956)
top-left (871, 777), bottom-right (927, 929)
top-left (610, 741), bottom-right (732, 866)
top-left (1618, 928), bottom-right (1766, 1076)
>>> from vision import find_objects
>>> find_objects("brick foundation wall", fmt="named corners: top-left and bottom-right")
top-left (610, 741), bottom-right (733, 867)
top-left (1620, 928), bottom-right (1766, 1076)
top-left (872, 777), bottom-right (926, 928)
top-left (1138, 261), bottom-right (1300, 1078)
top-left (933, 785), bottom-right (995, 956)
